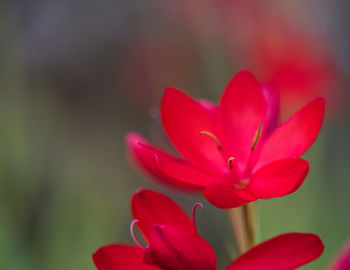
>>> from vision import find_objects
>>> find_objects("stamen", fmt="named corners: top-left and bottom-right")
top-left (228, 157), bottom-right (236, 169)
top-left (251, 123), bottom-right (262, 150)
top-left (130, 219), bottom-right (145, 249)
top-left (192, 202), bottom-right (204, 233)
top-left (199, 131), bottom-right (222, 150)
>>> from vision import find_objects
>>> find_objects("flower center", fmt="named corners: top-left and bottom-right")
top-left (234, 178), bottom-right (250, 190)
top-left (200, 123), bottom-right (262, 179)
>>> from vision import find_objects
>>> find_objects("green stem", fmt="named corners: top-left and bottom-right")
top-left (228, 207), bottom-right (249, 255)
top-left (243, 202), bottom-right (258, 248)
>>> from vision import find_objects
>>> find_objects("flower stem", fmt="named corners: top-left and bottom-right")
top-left (228, 207), bottom-right (249, 255)
top-left (243, 202), bottom-right (258, 248)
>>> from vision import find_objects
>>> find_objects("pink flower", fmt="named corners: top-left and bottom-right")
top-left (93, 189), bottom-right (324, 270)
top-left (127, 70), bottom-right (325, 208)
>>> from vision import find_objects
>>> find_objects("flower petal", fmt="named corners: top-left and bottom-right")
top-left (219, 70), bottom-right (266, 167)
top-left (126, 133), bottom-right (202, 189)
top-left (149, 225), bottom-right (217, 270)
top-left (256, 97), bottom-right (325, 169)
top-left (203, 184), bottom-right (256, 209)
top-left (329, 240), bottom-right (350, 270)
top-left (261, 83), bottom-right (279, 136)
top-left (93, 244), bottom-right (160, 270)
top-left (131, 189), bottom-right (194, 242)
top-left (161, 87), bottom-right (227, 174)
top-left (225, 233), bottom-right (324, 270)
top-left (249, 158), bottom-right (309, 199)
top-left (155, 153), bottom-right (225, 188)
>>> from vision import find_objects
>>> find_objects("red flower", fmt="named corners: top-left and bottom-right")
top-left (329, 240), bottom-right (350, 270)
top-left (233, 9), bottom-right (343, 119)
top-left (93, 188), bottom-right (216, 270)
top-left (93, 189), bottom-right (324, 270)
top-left (126, 70), bottom-right (325, 208)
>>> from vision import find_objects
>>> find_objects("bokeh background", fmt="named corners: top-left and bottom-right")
top-left (0, 0), bottom-right (349, 269)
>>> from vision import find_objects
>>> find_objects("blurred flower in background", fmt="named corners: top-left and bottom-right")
top-left (166, 0), bottom-right (346, 118)
top-left (329, 240), bottom-right (350, 270)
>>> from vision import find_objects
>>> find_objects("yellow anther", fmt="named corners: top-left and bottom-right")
top-left (251, 123), bottom-right (262, 150)
top-left (228, 157), bottom-right (236, 169)
top-left (199, 131), bottom-right (222, 150)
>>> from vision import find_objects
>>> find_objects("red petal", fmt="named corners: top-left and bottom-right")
top-left (261, 83), bottom-right (279, 136)
top-left (330, 240), bottom-right (350, 270)
top-left (225, 233), bottom-right (324, 270)
top-left (256, 97), bottom-right (325, 169)
top-left (126, 133), bottom-right (202, 190)
top-left (219, 71), bottom-right (266, 168)
top-left (203, 184), bottom-right (256, 209)
top-left (155, 153), bottom-right (226, 188)
top-left (131, 189), bottom-right (194, 242)
top-left (93, 244), bottom-right (160, 270)
top-left (149, 225), bottom-right (217, 270)
top-left (161, 87), bottom-right (227, 175)
top-left (249, 158), bottom-right (309, 199)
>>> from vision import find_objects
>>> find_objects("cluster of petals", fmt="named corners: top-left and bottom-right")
top-left (127, 70), bottom-right (325, 208)
top-left (93, 189), bottom-right (324, 270)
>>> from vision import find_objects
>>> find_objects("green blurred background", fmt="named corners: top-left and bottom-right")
top-left (0, 0), bottom-right (349, 269)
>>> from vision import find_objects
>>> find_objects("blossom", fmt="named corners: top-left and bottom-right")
top-left (93, 189), bottom-right (324, 270)
top-left (329, 240), bottom-right (350, 270)
top-left (231, 6), bottom-right (343, 119)
top-left (126, 70), bottom-right (325, 208)
top-left (93, 188), bottom-right (215, 270)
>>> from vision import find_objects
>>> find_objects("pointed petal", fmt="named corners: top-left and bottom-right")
top-left (155, 153), bottom-right (225, 188)
top-left (149, 225), bottom-right (217, 270)
top-left (203, 184), bottom-right (256, 209)
top-left (93, 244), bottom-right (160, 270)
top-left (249, 158), bottom-right (309, 199)
top-left (329, 240), bottom-right (350, 270)
top-left (225, 233), bottom-right (324, 270)
top-left (256, 98), bottom-right (325, 168)
top-left (219, 71), bottom-right (266, 166)
top-left (161, 87), bottom-right (227, 174)
top-left (126, 133), bottom-right (202, 190)
top-left (131, 189), bottom-right (194, 242)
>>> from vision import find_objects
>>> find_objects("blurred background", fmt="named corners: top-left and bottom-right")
top-left (0, 0), bottom-right (349, 269)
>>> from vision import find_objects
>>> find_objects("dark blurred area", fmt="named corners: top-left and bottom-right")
top-left (0, 0), bottom-right (349, 269)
